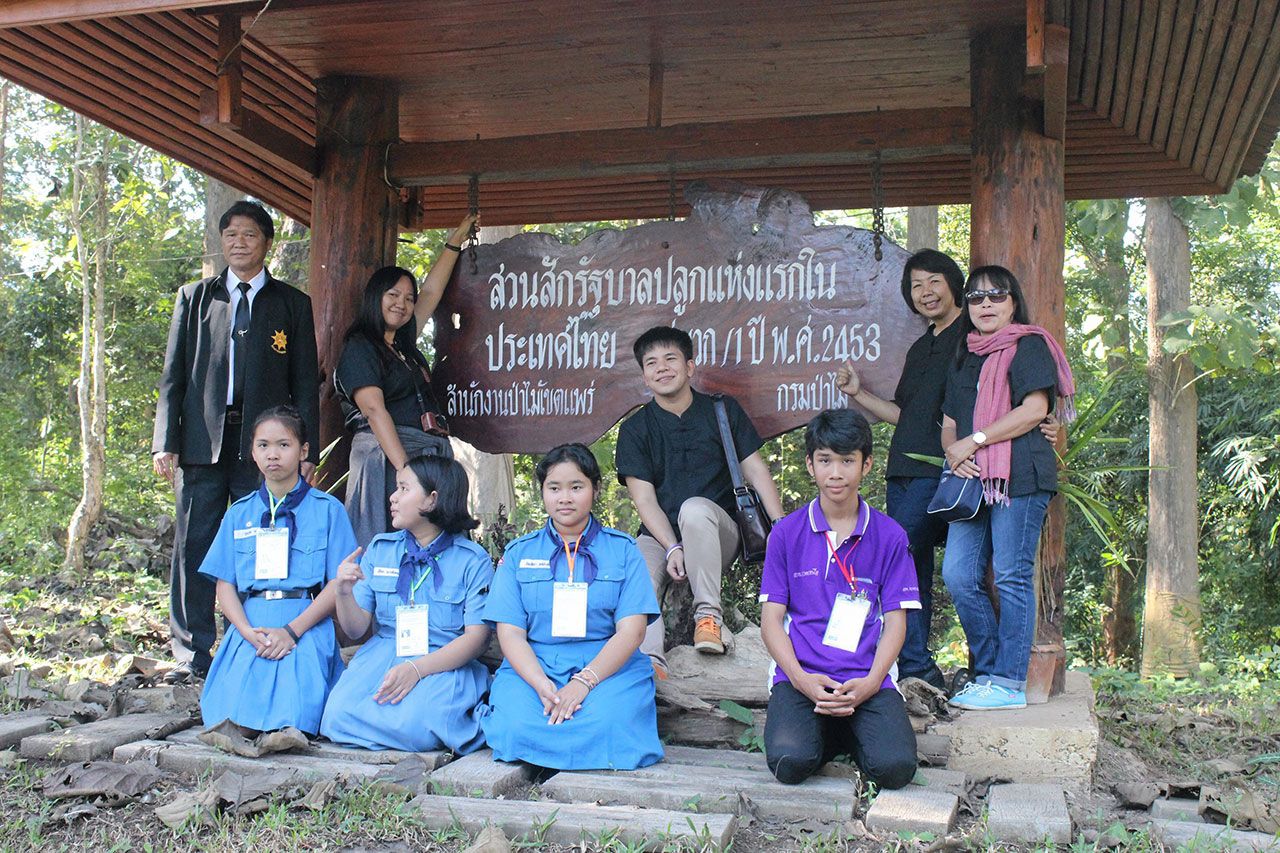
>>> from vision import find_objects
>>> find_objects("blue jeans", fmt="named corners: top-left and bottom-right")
top-left (940, 490), bottom-right (1052, 690)
top-left (885, 477), bottom-right (948, 685)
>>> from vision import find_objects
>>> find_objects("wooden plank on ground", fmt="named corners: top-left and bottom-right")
top-left (113, 739), bottom-right (383, 783)
top-left (660, 745), bottom-right (769, 773)
top-left (165, 727), bottom-right (452, 769)
top-left (413, 792), bottom-right (737, 849)
top-left (426, 748), bottom-right (536, 797)
top-left (20, 712), bottom-right (193, 761)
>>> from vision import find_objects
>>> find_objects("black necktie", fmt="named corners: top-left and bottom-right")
top-left (232, 281), bottom-right (251, 407)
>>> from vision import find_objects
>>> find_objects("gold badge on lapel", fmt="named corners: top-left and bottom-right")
top-left (271, 330), bottom-right (288, 354)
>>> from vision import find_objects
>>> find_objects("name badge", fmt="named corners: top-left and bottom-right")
top-left (551, 582), bottom-right (588, 638)
top-left (396, 604), bottom-right (429, 657)
top-left (519, 558), bottom-right (551, 569)
top-left (234, 526), bottom-right (257, 540)
top-left (372, 566), bottom-right (399, 578)
top-left (822, 593), bottom-right (871, 653)
top-left (254, 528), bottom-right (289, 580)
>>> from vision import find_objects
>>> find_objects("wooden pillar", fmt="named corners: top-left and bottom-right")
top-left (309, 76), bottom-right (401, 480)
top-left (969, 25), bottom-right (1068, 697)
top-left (906, 206), bottom-right (939, 251)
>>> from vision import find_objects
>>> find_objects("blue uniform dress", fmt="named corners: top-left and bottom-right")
top-left (319, 530), bottom-right (494, 753)
top-left (198, 482), bottom-right (356, 734)
top-left (482, 517), bottom-right (663, 770)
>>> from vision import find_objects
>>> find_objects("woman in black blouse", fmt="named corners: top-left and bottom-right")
top-left (336, 216), bottom-right (475, 546)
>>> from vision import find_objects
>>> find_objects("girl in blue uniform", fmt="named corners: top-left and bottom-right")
top-left (320, 454), bottom-right (493, 752)
top-left (199, 405), bottom-right (356, 735)
top-left (482, 443), bottom-right (663, 770)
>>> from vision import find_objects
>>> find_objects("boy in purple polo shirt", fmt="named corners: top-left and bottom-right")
top-left (759, 409), bottom-right (919, 788)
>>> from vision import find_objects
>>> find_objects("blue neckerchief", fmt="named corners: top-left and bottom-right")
top-left (546, 516), bottom-right (601, 583)
top-left (256, 478), bottom-right (310, 546)
top-left (396, 530), bottom-right (454, 604)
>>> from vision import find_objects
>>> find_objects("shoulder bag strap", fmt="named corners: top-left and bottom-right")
top-left (713, 395), bottom-right (747, 491)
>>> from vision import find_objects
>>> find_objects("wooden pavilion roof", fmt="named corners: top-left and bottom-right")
top-left (2, 0), bottom-right (1278, 227)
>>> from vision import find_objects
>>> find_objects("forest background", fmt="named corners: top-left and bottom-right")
top-left (1, 80), bottom-right (1278, 692)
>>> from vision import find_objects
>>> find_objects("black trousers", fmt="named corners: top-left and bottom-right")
top-left (763, 679), bottom-right (918, 789)
top-left (169, 421), bottom-right (259, 670)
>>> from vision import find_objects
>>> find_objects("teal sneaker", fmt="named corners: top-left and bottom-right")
top-left (949, 682), bottom-right (1026, 710)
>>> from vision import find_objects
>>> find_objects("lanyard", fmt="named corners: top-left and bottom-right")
top-left (409, 564), bottom-right (432, 600)
top-left (267, 491), bottom-right (287, 528)
top-left (823, 531), bottom-right (861, 590)
top-left (563, 537), bottom-right (582, 584)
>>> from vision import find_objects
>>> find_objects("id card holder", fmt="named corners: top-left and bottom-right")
top-left (396, 604), bottom-right (430, 657)
top-left (254, 528), bottom-right (289, 580)
top-left (551, 582), bottom-right (588, 638)
top-left (822, 593), bottom-right (871, 653)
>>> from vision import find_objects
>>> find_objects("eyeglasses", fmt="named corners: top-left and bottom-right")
top-left (965, 289), bottom-right (1011, 305)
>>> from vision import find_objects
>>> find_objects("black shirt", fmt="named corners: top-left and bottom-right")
top-left (615, 390), bottom-right (764, 538)
top-left (886, 320), bottom-right (964, 479)
top-left (942, 334), bottom-right (1059, 496)
top-left (335, 335), bottom-right (439, 430)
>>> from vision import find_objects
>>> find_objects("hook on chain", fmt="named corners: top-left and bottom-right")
top-left (465, 174), bottom-right (480, 275)
top-left (871, 154), bottom-right (885, 262)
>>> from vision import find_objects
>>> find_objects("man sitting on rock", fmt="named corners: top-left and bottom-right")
top-left (759, 408), bottom-right (918, 787)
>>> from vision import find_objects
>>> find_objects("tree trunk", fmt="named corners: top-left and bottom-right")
top-left (1141, 197), bottom-right (1201, 677)
top-left (906, 206), bottom-right (939, 251)
top-left (270, 217), bottom-right (310, 291)
top-left (64, 117), bottom-right (109, 576)
top-left (202, 176), bottom-right (244, 278)
top-left (0, 78), bottom-right (10, 228)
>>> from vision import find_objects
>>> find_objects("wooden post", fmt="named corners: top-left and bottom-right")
top-left (308, 76), bottom-right (401, 483)
top-left (969, 25), bottom-right (1069, 698)
top-left (906, 206), bottom-right (939, 251)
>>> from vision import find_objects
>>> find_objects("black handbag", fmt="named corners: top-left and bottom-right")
top-left (926, 463), bottom-right (984, 523)
top-left (712, 395), bottom-right (773, 564)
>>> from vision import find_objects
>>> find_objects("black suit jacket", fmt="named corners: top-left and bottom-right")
top-left (152, 269), bottom-right (320, 465)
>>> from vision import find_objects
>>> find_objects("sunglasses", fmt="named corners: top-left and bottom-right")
top-left (965, 289), bottom-right (1011, 305)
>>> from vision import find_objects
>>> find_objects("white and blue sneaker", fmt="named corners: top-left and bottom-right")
top-left (948, 681), bottom-right (1026, 710)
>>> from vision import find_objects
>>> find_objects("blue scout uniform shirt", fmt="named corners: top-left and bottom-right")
top-left (354, 530), bottom-right (494, 650)
top-left (759, 497), bottom-right (920, 690)
top-left (484, 518), bottom-right (660, 643)
top-left (199, 484), bottom-right (356, 593)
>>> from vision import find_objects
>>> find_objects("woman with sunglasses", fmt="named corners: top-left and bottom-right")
top-left (939, 265), bottom-right (1076, 710)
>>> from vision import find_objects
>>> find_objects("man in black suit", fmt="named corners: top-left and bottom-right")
top-left (152, 200), bottom-right (319, 682)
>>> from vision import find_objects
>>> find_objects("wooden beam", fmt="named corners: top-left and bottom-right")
top-left (0, 0), bottom-right (246, 28)
top-left (1027, 0), bottom-right (1046, 72)
top-left (1043, 24), bottom-right (1069, 142)
top-left (199, 90), bottom-right (317, 175)
top-left (386, 107), bottom-right (971, 185)
top-left (215, 11), bottom-right (241, 126)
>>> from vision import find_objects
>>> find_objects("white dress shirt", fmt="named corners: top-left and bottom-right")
top-left (226, 268), bottom-right (268, 406)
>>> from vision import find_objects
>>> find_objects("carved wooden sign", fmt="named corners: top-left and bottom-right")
top-left (434, 181), bottom-right (925, 454)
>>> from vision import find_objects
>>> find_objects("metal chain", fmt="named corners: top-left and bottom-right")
top-left (668, 169), bottom-right (677, 221)
top-left (871, 155), bottom-right (885, 262)
top-left (466, 174), bottom-right (480, 275)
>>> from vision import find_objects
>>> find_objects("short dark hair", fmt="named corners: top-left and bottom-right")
top-left (252, 404), bottom-right (307, 446)
top-left (805, 409), bottom-right (873, 459)
top-left (632, 326), bottom-right (693, 365)
top-left (343, 266), bottom-right (427, 370)
top-left (535, 443), bottom-right (602, 491)
top-left (955, 265), bottom-right (1032, 362)
top-left (901, 249), bottom-right (965, 315)
top-left (218, 200), bottom-right (275, 241)
top-left (404, 455), bottom-right (479, 534)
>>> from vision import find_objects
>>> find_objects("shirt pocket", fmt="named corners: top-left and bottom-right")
top-left (431, 583), bottom-right (467, 632)
top-left (368, 573), bottom-right (402, 628)
top-left (516, 566), bottom-right (554, 613)
top-left (232, 534), bottom-right (257, 587)
top-left (588, 563), bottom-right (624, 613)
top-left (288, 534), bottom-right (327, 588)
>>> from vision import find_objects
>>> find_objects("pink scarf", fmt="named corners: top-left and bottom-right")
top-left (967, 324), bottom-right (1076, 505)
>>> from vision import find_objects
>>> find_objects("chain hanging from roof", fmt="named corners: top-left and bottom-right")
top-left (871, 154), bottom-right (885, 262)
top-left (465, 174), bottom-right (480, 275)
top-left (668, 168), bottom-right (678, 221)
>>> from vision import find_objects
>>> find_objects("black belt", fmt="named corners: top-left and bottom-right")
top-left (246, 589), bottom-right (311, 600)
top-left (225, 407), bottom-right (244, 425)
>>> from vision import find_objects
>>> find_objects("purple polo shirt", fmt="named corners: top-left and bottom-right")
top-left (759, 496), bottom-right (920, 690)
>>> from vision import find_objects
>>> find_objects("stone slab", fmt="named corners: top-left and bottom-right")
top-left (413, 792), bottom-right (737, 850)
top-left (20, 712), bottom-right (192, 761)
top-left (1149, 818), bottom-right (1280, 851)
top-left (933, 670), bottom-right (1097, 788)
top-left (915, 733), bottom-right (951, 767)
top-left (1149, 796), bottom-right (1203, 822)
top-left (915, 766), bottom-right (968, 796)
top-left (665, 626), bottom-right (772, 707)
top-left (865, 786), bottom-right (959, 836)
top-left (660, 745), bottom-right (769, 773)
top-left (426, 749), bottom-right (535, 797)
top-left (165, 727), bottom-right (452, 769)
top-left (0, 714), bottom-right (55, 750)
top-left (113, 739), bottom-right (383, 783)
top-left (541, 760), bottom-right (856, 822)
top-left (986, 783), bottom-right (1072, 845)
top-left (124, 686), bottom-right (199, 714)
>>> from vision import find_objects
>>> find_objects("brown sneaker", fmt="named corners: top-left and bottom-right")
top-left (693, 617), bottom-right (726, 654)
top-left (651, 660), bottom-right (669, 681)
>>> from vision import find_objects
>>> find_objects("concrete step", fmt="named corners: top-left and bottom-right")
top-left (424, 748), bottom-right (536, 798)
top-left (413, 791), bottom-right (737, 849)
top-left (166, 727), bottom-right (452, 769)
top-left (865, 786), bottom-right (959, 836)
top-left (541, 758), bottom-right (856, 822)
top-left (915, 766), bottom-right (968, 796)
top-left (114, 739), bottom-right (383, 783)
top-left (660, 744), bottom-right (768, 772)
top-left (0, 713), bottom-right (56, 750)
top-left (21, 712), bottom-right (193, 761)
top-left (1149, 818), bottom-right (1280, 851)
top-left (932, 670), bottom-right (1097, 788)
top-left (986, 782), bottom-right (1072, 845)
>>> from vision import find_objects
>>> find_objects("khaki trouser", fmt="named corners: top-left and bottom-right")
top-left (637, 497), bottom-right (740, 668)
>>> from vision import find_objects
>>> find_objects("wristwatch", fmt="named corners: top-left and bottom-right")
top-left (972, 430), bottom-right (988, 446)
